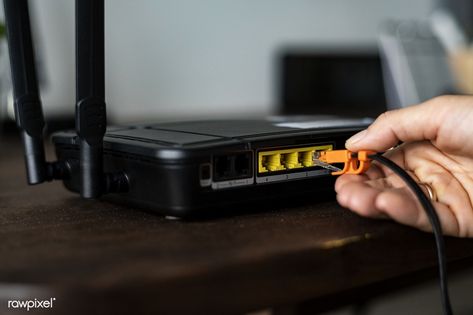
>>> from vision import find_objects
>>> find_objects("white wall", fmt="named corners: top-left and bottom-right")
top-left (30, 0), bottom-right (435, 122)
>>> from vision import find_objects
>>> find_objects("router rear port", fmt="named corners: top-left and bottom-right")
top-left (284, 152), bottom-right (301, 169)
top-left (214, 156), bottom-right (233, 180)
top-left (199, 163), bottom-right (212, 187)
top-left (299, 151), bottom-right (314, 167)
top-left (235, 152), bottom-right (251, 177)
top-left (258, 144), bottom-right (333, 174)
top-left (266, 153), bottom-right (285, 172)
top-left (213, 152), bottom-right (252, 182)
top-left (200, 164), bottom-right (211, 180)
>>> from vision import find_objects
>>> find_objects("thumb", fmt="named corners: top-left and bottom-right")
top-left (345, 97), bottom-right (445, 152)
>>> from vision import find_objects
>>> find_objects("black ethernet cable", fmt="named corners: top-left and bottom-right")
top-left (368, 153), bottom-right (453, 315)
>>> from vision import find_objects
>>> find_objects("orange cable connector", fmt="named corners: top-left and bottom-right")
top-left (315, 150), bottom-right (376, 175)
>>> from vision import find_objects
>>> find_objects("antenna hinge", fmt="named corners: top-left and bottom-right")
top-left (76, 96), bottom-right (107, 146)
top-left (14, 94), bottom-right (45, 137)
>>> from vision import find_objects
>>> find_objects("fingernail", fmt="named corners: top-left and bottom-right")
top-left (346, 129), bottom-right (368, 145)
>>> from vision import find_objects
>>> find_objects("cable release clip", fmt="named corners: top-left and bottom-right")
top-left (314, 150), bottom-right (376, 175)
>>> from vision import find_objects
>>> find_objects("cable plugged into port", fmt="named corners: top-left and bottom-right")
top-left (258, 144), bottom-right (333, 174)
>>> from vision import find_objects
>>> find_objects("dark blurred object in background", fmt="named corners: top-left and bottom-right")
top-left (441, 0), bottom-right (473, 42)
top-left (279, 48), bottom-right (387, 118)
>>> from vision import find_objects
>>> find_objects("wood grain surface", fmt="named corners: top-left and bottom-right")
top-left (1, 135), bottom-right (473, 315)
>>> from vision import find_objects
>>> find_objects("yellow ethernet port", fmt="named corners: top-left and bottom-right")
top-left (258, 144), bottom-right (333, 174)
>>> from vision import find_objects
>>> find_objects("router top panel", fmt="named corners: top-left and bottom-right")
top-left (145, 116), bottom-right (372, 139)
top-left (52, 116), bottom-right (372, 155)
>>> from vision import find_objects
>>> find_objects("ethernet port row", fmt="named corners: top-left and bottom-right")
top-left (258, 144), bottom-right (333, 174)
top-left (261, 151), bottom-right (313, 172)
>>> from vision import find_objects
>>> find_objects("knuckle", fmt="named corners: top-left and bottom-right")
top-left (371, 111), bottom-right (395, 130)
top-left (427, 95), bottom-right (456, 109)
top-left (429, 95), bottom-right (448, 104)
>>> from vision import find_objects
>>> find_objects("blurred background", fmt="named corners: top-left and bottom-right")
top-left (1, 1), bottom-right (473, 313)
top-left (0, 0), bottom-right (472, 132)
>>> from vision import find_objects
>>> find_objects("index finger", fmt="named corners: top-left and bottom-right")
top-left (346, 96), bottom-right (450, 152)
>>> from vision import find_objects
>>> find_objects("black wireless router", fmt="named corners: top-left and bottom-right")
top-left (4, 0), bottom-right (371, 217)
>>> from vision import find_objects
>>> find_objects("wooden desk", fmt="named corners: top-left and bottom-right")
top-left (1, 135), bottom-right (473, 315)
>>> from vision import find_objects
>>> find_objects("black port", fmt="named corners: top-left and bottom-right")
top-left (200, 164), bottom-right (211, 180)
top-left (214, 156), bottom-right (233, 180)
top-left (235, 153), bottom-right (251, 176)
top-left (213, 152), bottom-right (252, 182)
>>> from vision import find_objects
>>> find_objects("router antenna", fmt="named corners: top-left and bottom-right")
top-left (4, 0), bottom-right (69, 184)
top-left (4, 0), bottom-right (47, 184)
top-left (5, 0), bottom-right (125, 196)
top-left (76, 0), bottom-right (107, 198)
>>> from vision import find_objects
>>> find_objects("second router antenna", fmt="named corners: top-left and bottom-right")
top-left (75, 0), bottom-right (128, 198)
top-left (76, 0), bottom-right (107, 198)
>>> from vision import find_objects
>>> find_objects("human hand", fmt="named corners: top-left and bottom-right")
top-left (335, 95), bottom-right (473, 237)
